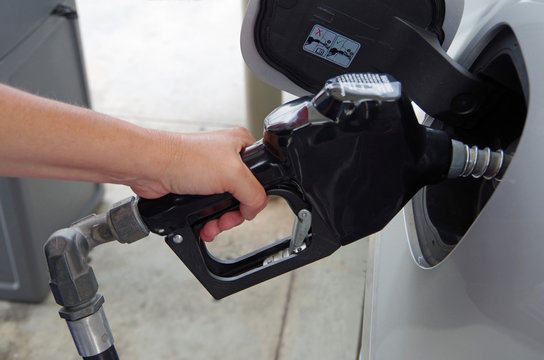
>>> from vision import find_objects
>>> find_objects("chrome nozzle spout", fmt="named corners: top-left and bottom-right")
top-left (448, 140), bottom-right (512, 180)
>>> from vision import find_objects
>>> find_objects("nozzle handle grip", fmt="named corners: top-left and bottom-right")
top-left (164, 185), bottom-right (330, 299)
top-left (136, 140), bottom-right (339, 299)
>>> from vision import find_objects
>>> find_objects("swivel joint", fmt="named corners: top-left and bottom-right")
top-left (44, 196), bottom-right (149, 359)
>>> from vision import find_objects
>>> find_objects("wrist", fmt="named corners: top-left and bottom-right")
top-left (122, 127), bottom-right (184, 198)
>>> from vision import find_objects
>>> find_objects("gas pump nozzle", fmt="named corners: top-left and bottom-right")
top-left (136, 73), bottom-right (459, 299)
top-left (45, 74), bottom-right (511, 357)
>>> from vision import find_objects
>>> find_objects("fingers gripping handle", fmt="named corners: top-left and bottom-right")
top-left (137, 140), bottom-right (282, 237)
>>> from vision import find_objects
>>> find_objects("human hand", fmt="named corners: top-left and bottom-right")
top-left (0, 84), bottom-right (265, 241)
top-left (130, 127), bottom-right (268, 242)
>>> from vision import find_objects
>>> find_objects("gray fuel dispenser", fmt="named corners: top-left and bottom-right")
top-left (0, 0), bottom-right (102, 302)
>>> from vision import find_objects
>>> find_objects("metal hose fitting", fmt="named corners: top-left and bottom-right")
top-left (448, 140), bottom-right (511, 180)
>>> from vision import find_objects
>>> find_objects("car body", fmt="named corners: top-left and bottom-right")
top-left (360, 1), bottom-right (544, 359)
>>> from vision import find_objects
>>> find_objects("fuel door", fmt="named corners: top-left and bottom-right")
top-left (409, 26), bottom-right (528, 267)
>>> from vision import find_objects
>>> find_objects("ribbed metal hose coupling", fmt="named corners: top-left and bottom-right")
top-left (448, 140), bottom-right (511, 180)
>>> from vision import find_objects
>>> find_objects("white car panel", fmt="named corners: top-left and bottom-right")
top-left (361, 1), bottom-right (544, 359)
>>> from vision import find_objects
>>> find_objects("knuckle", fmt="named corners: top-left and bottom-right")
top-left (232, 126), bottom-right (254, 141)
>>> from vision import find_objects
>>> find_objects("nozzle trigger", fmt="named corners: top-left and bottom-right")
top-left (289, 209), bottom-right (311, 254)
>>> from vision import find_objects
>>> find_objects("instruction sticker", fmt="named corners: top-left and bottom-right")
top-left (303, 25), bottom-right (361, 68)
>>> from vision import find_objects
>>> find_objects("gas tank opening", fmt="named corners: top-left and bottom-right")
top-left (408, 26), bottom-right (528, 267)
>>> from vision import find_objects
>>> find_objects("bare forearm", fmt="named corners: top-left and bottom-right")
top-left (0, 84), bottom-right (166, 186)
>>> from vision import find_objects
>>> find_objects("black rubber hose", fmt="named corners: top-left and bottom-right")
top-left (83, 346), bottom-right (119, 360)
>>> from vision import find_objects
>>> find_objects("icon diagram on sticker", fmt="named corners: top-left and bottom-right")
top-left (303, 25), bottom-right (361, 68)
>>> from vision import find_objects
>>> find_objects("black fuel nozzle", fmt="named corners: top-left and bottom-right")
top-left (136, 73), bottom-right (471, 299)
top-left (264, 73), bottom-right (453, 245)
